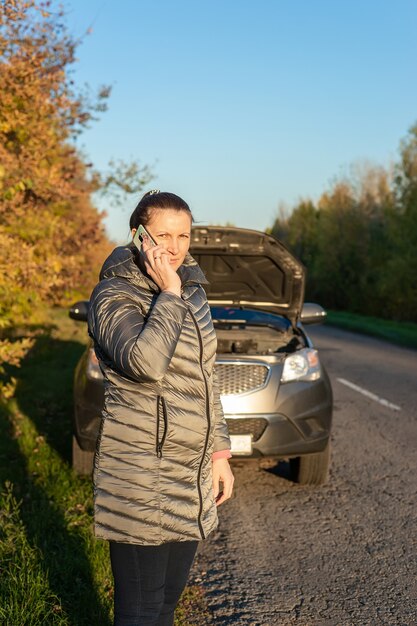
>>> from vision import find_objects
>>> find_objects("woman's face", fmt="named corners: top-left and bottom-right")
top-left (132, 209), bottom-right (192, 272)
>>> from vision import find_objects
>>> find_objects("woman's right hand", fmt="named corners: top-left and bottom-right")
top-left (142, 236), bottom-right (182, 297)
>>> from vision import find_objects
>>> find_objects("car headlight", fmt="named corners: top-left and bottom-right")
top-left (86, 348), bottom-right (103, 380)
top-left (281, 348), bottom-right (321, 383)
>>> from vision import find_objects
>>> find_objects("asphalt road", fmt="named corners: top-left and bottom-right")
top-left (189, 325), bottom-right (417, 626)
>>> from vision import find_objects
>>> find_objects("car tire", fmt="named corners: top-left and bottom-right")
top-left (72, 435), bottom-right (94, 476)
top-left (290, 440), bottom-right (331, 485)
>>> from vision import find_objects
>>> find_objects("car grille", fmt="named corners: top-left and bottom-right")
top-left (226, 418), bottom-right (268, 442)
top-left (216, 363), bottom-right (269, 395)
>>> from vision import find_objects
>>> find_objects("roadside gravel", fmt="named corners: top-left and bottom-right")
top-left (189, 327), bottom-right (417, 625)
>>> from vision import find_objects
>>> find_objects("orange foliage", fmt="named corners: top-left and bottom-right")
top-left (0, 1), bottom-right (115, 396)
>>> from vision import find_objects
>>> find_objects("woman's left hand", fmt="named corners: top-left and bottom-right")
top-left (212, 458), bottom-right (234, 506)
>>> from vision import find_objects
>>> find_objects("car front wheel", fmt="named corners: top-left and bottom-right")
top-left (72, 435), bottom-right (94, 476)
top-left (290, 440), bottom-right (331, 485)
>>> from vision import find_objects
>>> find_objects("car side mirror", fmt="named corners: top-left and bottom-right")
top-left (69, 300), bottom-right (90, 322)
top-left (300, 302), bottom-right (327, 325)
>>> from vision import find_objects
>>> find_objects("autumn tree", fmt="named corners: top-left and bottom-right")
top-left (0, 1), bottom-right (151, 398)
top-left (378, 123), bottom-right (417, 320)
top-left (271, 200), bottom-right (319, 273)
top-left (270, 163), bottom-right (397, 316)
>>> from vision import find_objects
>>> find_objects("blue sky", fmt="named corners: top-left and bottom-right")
top-left (65, 0), bottom-right (417, 244)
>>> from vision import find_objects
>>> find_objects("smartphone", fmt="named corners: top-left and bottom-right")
top-left (132, 224), bottom-right (157, 252)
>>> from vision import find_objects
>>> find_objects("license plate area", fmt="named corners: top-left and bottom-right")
top-left (230, 434), bottom-right (253, 456)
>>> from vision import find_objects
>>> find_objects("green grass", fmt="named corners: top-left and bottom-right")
top-left (326, 310), bottom-right (417, 349)
top-left (0, 308), bottom-right (209, 626)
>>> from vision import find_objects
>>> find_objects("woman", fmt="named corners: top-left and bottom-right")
top-left (87, 190), bottom-right (234, 626)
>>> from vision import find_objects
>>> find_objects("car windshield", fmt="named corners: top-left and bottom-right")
top-left (210, 306), bottom-right (291, 332)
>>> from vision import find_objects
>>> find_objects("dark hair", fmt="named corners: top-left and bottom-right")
top-left (129, 191), bottom-right (194, 231)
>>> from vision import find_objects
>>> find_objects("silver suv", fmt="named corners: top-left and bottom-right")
top-left (70, 226), bottom-right (333, 484)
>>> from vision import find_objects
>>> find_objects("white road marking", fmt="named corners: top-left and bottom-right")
top-left (336, 377), bottom-right (401, 411)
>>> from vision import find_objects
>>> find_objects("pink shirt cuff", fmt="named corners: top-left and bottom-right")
top-left (212, 449), bottom-right (232, 461)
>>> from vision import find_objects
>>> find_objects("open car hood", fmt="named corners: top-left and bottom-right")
top-left (189, 226), bottom-right (305, 326)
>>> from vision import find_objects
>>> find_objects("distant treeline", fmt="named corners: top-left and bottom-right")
top-left (269, 124), bottom-right (417, 322)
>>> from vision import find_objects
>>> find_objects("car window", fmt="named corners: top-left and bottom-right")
top-left (210, 306), bottom-right (291, 332)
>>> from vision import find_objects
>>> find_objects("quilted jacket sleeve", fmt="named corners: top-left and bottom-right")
top-left (88, 287), bottom-right (188, 383)
top-left (212, 367), bottom-right (232, 454)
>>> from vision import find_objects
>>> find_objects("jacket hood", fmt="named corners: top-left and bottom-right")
top-left (99, 243), bottom-right (209, 291)
top-left (189, 226), bottom-right (305, 324)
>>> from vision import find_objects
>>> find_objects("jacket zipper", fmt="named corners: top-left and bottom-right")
top-left (189, 309), bottom-right (211, 540)
top-left (156, 395), bottom-right (168, 458)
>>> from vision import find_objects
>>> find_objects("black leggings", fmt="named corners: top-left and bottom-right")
top-left (109, 540), bottom-right (199, 626)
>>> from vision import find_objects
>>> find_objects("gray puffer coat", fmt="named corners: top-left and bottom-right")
top-left (87, 244), bottom-right (231, 545)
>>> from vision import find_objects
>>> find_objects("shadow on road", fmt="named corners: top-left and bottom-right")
top-left (264, 459), bottom-right (294, 480)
